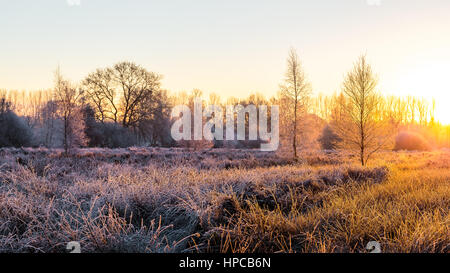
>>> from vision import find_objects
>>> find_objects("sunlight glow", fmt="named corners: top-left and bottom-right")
top-left (394, 61), bottom-right (450, 125)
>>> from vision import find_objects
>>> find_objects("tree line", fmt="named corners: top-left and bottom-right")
top-left (1, 50), bottom-right (449, 164)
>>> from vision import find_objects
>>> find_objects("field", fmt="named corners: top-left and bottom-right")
top-left (0, 147), bottom-right (448, 253)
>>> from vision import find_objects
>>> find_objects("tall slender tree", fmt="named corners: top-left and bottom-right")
top-left (54, 67), bottom-right (87, 154)
top-left (333, 55), bottom-right (394, 166)
top-left (280, 48), bottom-right (311, 158)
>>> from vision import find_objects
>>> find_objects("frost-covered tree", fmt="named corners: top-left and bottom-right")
top-left (279, 48), bottom-right (311, 158)
top-left (53, 67), bottom-right (87, 154)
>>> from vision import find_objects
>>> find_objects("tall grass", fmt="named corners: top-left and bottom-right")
top-left (0, 148), bottom-right (448, 253)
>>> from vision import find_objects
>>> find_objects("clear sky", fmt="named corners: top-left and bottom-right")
top-left (1, 0), bottom-right (449, 122)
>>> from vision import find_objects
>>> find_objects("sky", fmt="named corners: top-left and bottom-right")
top-left (0, 0), bottom-right (449, 123)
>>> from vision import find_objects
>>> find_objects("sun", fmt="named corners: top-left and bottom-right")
top-left (394, 61), bottom-right (450, 125)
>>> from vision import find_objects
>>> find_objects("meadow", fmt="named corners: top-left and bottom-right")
top-left (0, 147), bottom-right (448, 253)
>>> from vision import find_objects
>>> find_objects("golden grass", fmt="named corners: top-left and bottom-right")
top-left (197, 152), bottom-right (449, 253)
top-left (0, 148), bottom-right (448, 253)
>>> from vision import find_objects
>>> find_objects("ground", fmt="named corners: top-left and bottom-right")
top-left (0, 147), bottom-right (448, 253)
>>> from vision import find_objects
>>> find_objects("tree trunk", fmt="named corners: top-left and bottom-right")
top-left (360, 147), bottom-right (365, 166)
top-left (64, 115), bottom-right (69, 155)
top-left (293, 99), bottom-right (298, 158)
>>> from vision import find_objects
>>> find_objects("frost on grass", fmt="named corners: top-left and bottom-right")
top-left (0, 148), bottom-right (448, 253)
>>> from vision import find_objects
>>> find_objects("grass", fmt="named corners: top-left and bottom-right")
top-left (0, 148), bottom-right (448, 253)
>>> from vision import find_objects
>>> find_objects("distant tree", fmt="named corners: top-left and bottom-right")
top-left (53, 67), bottom-right (87, 154)
top-left (82, 68), bottom-right (116, 123)
top-left (133, 89), bottom-right (173, 146)
top-left (208, 92), bottom-right (221, 106)
top-left (0, 97), bottom-right (11, 115)
top-left (333, 55), bottom-right (394, 166)
top-left (279, 48), bottom-right (311, 158)
top-left (112, 62), bottom-right (162, 128)
top-left (83, 62), bottom-right (162, 127)
top-left (82, 104), bottom-right (103, 147)
top-left (66, 107), bottom-right (87, 150)
top-left (177, 89), bottom-right (213, 150)
top-left (83, 61), bottom-right (168, 145)
top-left (40, 100), bottom-right (58, 147)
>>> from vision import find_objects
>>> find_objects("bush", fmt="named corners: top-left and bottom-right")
top-left (394, 131), bottom-right (431, 151)
top-left (318, 125), bottom-right (341, 150)
top-left (99, 123), bottom-right (138, 148)
top-left (0, 111), bottom-right (33, 148)
top-left (81, 106), bottom-right (137, 148)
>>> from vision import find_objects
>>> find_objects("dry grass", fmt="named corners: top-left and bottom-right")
top-left (0, 148), bottom-right (448, 253)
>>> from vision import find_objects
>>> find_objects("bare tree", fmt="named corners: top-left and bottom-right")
top-left (333, 55), bottom-right (393, 166)
top-left (279, 48), bottom-right (311, 158)
top-left (53, 67), bottom-right (87, 154)
top-left (83, 68), bottom-right (117, 123)
top-left (82, 62), bottom-right (164, 143)
top-left (111, 62), bottom-right (162, 128)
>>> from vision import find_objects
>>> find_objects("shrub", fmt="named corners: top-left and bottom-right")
top-left (0, 111), bottom-right (33, 148)
top-left (80, 106), bottom-right (138, 148)
top-left (318, 125), bottom-right (341, 150)
top-left (394, 131), bottom-right (431, 151)
top-left (82, 105), bottom-right (105, 147)
top-left (99, 123), bottom-right (138, 148)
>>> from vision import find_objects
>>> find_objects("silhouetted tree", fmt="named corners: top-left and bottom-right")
top-left (83, 62), bottom-right (162, 126)
top-left (333, 55), bottom-right (393, 166)
top-left (83, 61), bottom-right (168, 145)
